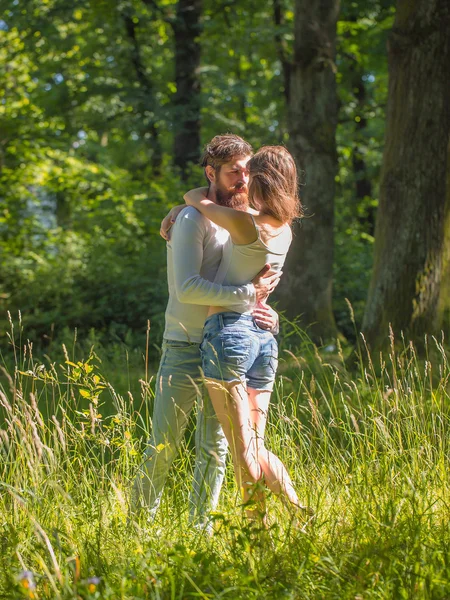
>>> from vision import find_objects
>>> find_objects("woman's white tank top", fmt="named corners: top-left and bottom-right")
top-left (213, 216), bottom-right (292, 314)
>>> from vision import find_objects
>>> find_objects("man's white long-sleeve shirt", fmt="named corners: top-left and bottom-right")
top-left (163, 207), bottom-right (256, 343)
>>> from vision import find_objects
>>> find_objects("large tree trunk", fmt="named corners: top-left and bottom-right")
top-left (278, 0), bottom-right (340, 343)
top-left (362, 0), bottom-right (450, 350)
top-left (172, 0), bottom-right (202, 179)
top-left (438, 146), bottom-right (450, 329)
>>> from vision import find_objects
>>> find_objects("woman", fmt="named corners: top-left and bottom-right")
top-left (183, 146), bottom-right (310, 523)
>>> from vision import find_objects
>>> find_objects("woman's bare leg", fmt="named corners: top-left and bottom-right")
top-left (206, 379), bottom-right (310, 521)
top-left (246, 388), bottom-right (270, 519)
top-left (248, 388), bottom-right (270, 442)
top-left (205, 379), bottom-right (264, 516)
top-left (248, 388), bottom-right (305, 510)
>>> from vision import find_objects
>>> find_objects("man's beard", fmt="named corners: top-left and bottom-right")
top-left (215, 184), bottom-right (249, 210)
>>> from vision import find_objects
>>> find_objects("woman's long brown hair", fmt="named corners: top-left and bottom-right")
top-left (248, 146), bottom-right (302, 225)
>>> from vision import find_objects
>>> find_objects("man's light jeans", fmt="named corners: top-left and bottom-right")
top-left (133, 340), bottom-right (228, 528)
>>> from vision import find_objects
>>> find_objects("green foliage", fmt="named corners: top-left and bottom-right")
top-left (0, 1), bottom-right (191, 351)
top-left (334, 1), bottom-right (395, 336)
top-left (0, 162), bottom-right (176, 349)
top-left (201, 0), bottom-right (291, 145)
top-left (0, 0), bottom-right (395, 348)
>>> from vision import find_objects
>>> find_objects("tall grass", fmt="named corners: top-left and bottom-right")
top-left (0, 317), bottom-right (449, 599)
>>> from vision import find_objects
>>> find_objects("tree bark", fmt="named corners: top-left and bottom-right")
top-left (352, 72), bottom-right (375, 235)
top-left (122, 11), bottom-right (163, 174)
top-left (273, 0), bottom-right (291, 102)
top-left (278, 0), bottom-right (340, 343)
top-left (172, 0), bottom-right (202, 179)
top-left (362, 0), bottom-right (450, 350)
top-left (437, 145), bottom-right (450, 330)
top-left (55, 191), bottom-right (71, 229)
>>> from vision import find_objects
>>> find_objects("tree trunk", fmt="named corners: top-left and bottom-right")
top-left (172, 0), bottom-right (202, 179)
top-left (278, 0), bottom-right (340, 343)
top-left (55, 191), bottom-right (71, 229)
top-left (437, 145), bottom-right (450, 330)
top-left (351, 74), bottom-right (375, 235)
top-left (123, 11), bottom-right (163, 174)
top-left (362, 0), bottom-right (450, 350)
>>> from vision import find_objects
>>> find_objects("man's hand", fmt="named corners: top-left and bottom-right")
top-left (251, 263), bottom-right (282, 303)
top-left (160, 204), bottom-right (186, 241)
top-left (252, 301), bottom-right (279, 334)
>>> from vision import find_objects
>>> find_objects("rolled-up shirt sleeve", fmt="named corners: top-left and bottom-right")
top-left (172, 210), bottom-right (256, 307)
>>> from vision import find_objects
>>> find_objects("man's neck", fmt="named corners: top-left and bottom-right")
top-left (206, 185), bottom-right (216, 203)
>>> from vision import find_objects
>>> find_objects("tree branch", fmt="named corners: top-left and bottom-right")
top-left (121, 9), bottom-right (162, 172)
top-left (141, 0), bottom-right (167, 21)
top-left (121, 11), bottom-right (153, 93)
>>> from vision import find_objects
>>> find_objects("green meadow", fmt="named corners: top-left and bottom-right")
top-left (1, 318), bottom-right (449, 600)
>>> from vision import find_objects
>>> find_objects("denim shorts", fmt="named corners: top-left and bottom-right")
top-left (200, 312), bottom-right (279, 391)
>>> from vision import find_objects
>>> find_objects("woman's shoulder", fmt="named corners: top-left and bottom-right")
top-left (255, 220), bottom-right (291, 252)
top-left (253, 214), bottom-right (289, 236)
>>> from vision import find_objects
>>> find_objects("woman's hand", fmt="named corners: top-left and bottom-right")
top-left (159, 204), bottom-right (186, 241)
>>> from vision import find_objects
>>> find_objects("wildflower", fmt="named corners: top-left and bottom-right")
top-left (86, 576), bottom-right (101, 593)
top-left (16, 570), bottom-right (36, 597)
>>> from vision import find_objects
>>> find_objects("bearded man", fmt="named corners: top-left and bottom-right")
top-left (133, 134), bottom-right (280, 530)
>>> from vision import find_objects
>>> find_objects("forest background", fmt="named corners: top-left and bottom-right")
top-left (1, 2), bottom-right (450, 598)
top-left (1, 0), bottom-right (449, 372)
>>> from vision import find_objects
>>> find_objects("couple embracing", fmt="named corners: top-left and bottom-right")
top-left (133, 134), bottom-right (311, 531)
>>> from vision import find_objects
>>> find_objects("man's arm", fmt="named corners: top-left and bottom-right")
top-left (172, 209), bottom-right (280, 306)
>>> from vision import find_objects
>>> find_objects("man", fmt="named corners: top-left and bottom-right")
top-left (133, 134), bottom-right (280, 529)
